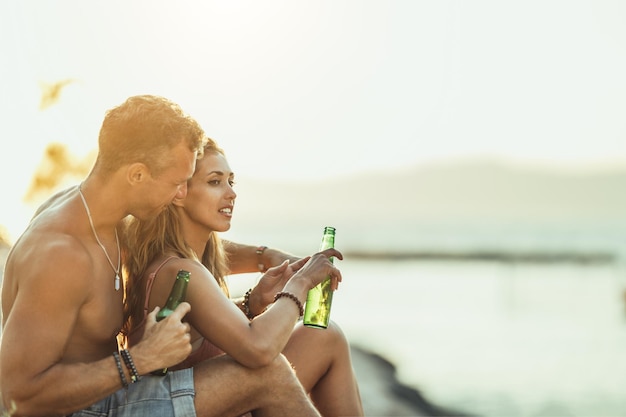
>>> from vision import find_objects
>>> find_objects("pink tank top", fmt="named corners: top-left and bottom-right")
top-left (128, 256), bottom-right (224, 370)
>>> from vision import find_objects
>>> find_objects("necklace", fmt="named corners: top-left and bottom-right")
top-left (78, 184), bottom-right (121, 291)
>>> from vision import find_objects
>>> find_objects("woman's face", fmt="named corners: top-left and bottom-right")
top-left (182, 152), bottom-right (236, 233)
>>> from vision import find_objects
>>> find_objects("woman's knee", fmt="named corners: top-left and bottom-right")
top-left (326, 320), bottom-right (348, 341)
top-left (310, 320), bottom-right (350, 349)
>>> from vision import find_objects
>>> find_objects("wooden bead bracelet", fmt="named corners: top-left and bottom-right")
top-left (274, 291), bottom-right (304, 317)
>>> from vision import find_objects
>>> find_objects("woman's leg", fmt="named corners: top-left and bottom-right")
top-left (282, 320), bottom-right (364, 417)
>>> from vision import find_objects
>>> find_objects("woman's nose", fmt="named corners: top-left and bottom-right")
top-left (228, 185), bottom-right (237, 200)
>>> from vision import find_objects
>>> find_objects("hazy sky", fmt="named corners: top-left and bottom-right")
top-left (1, 0), bottom-right (625, 242)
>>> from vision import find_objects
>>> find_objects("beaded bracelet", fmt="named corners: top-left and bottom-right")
top-left (274, 291), bottom-right (304, 317)
top-left (120, 349), bottom-right (141, 383)
top-left (113, 351), bottom-right (128, 388)
top-left (242, 288), bottom-right (255, 320)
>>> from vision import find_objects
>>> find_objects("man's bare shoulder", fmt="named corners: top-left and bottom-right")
top-left (2, 224), bottom-right (93, 331)
top-left (7, 227), bottom-right (91, 286)
top-left (6, 192), bottom-right (92, 296)
top-left (31, 185), bottom-right (79, 220)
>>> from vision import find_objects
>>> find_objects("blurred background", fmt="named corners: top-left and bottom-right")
top-left (2, 1), bottom-right (626, 415)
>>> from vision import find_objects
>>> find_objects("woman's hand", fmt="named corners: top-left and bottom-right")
top-left (250, 256), bottom-right (310, 313)
top-left (289, 248), bottom-right (343, 291)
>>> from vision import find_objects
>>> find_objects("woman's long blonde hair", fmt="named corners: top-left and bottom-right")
top-left (122, 138), bottom-right (230, 336)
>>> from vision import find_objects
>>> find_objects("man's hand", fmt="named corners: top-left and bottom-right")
top-left (263, 248), bottom-right (301, 271)
top-left (131, 302), bottom-right (192, 374)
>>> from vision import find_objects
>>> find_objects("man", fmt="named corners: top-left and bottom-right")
top-left (0, 95), bottom-right (321, 416)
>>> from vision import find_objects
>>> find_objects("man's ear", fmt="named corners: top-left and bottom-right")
top-left (127, 163), bottom-right (148, 185)
top-left (172, 195), bottom-right (185, 208)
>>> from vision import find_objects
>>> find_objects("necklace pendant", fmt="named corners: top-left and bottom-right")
top-left (115, 274), bottom-right (120, 291)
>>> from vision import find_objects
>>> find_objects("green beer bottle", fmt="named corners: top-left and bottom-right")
top-left (152, 269), bottom-right (191, 375)
top-left (303, 227), bottom-right (336, 329)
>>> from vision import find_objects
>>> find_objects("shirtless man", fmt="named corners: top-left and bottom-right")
top-left (0, 95), bottom-right (325, 416)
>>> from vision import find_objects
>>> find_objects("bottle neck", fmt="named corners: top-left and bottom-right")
top-left (320, 227), bottom-right (335, 251)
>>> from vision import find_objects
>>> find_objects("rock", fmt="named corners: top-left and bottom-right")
top-left (350, 345), bottom-right (471, 416)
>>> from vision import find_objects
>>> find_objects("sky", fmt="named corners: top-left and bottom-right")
top-left (1, 0), bottom-right (626, 243)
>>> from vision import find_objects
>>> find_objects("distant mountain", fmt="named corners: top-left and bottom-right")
top-left (225, 159), bottom-right (626, 256)
top-left (3, 159), bottom-right (624, 258)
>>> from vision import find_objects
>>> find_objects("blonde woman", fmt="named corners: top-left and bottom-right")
top-left (124, 138), bottom-right (364, 416)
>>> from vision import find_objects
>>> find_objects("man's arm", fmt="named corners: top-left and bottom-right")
top-left (223, 240), bottom-right (300, 275)
top-left (0, 238), bottom-right (191, 416)
top-left (0, 240), bottom-right (127, 415)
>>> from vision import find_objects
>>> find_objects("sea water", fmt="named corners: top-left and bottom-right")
top-left (323, 258), bottom-right (626, 417)
top-left (227, 254), bottom-right (626, 416)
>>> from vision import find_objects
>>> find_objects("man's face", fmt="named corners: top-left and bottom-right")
top-left (134, 141), bottom-right (197, 220)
